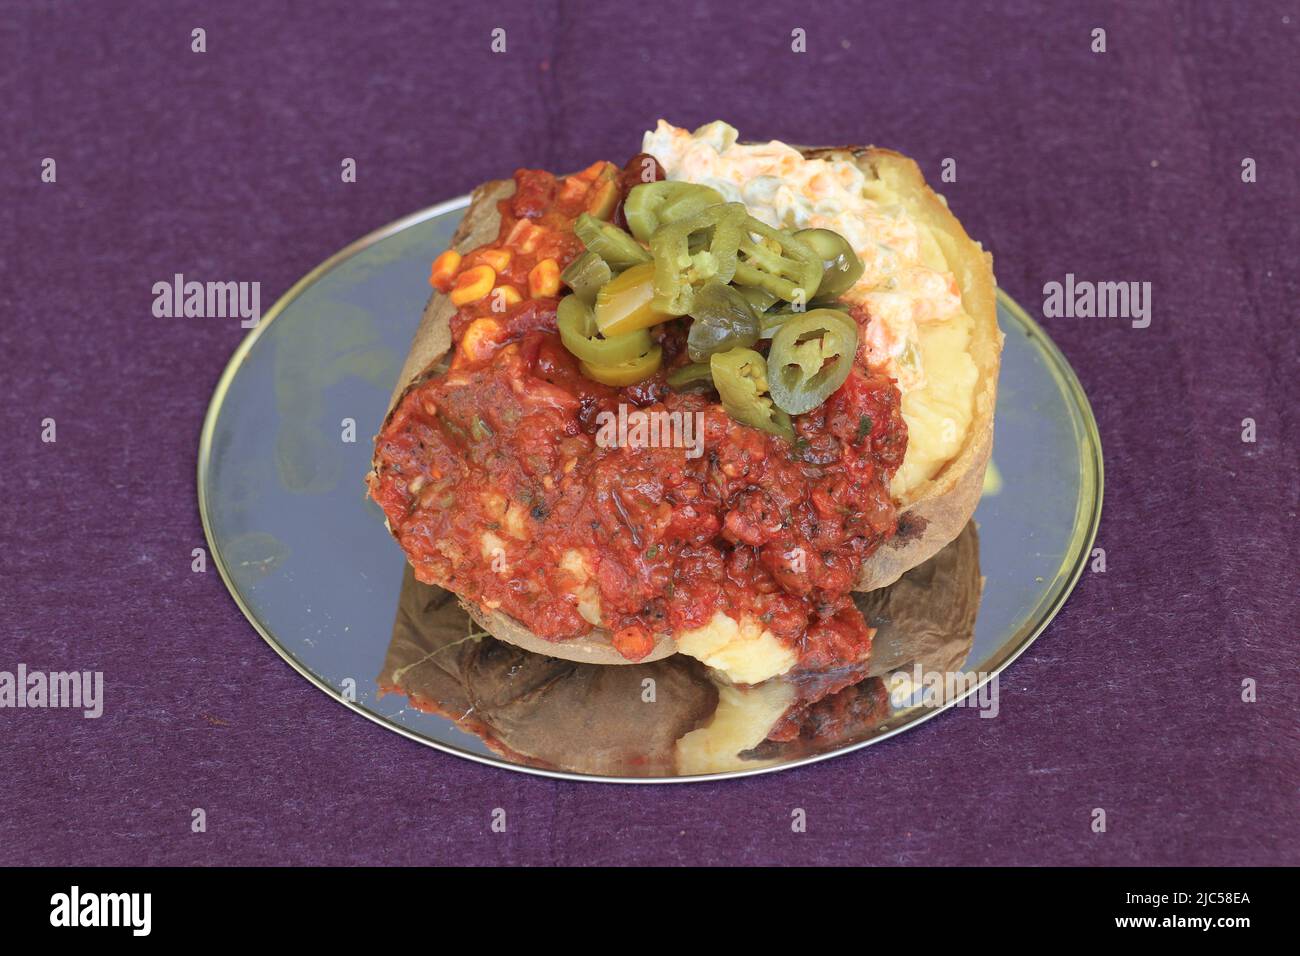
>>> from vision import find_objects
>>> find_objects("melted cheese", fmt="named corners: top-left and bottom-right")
top-left (643, 120), bottom-right (979, 496)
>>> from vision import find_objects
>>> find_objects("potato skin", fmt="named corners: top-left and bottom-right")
top-left (383, 178), bottom-right (515, 417)
top-left (463, 600), bottom-right (678, 667)
top-left (372, 145), bottom-right (1001, 663)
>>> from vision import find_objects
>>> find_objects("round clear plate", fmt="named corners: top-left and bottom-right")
top-left (198, 196), bottom-right (1102, 782)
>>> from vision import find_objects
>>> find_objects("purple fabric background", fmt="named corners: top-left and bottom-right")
top-left (2, 0), bottom-right (1295, 866)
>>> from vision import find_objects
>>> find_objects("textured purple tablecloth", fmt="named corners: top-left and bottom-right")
top-left (2, 0), bottom-right (1295, 866)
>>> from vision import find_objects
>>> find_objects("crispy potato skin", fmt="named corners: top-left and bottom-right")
top-left (463, 600), bottom-right (678, 667)
top-left (372, 145), bottom-right (1001, 663)
top-left (383, 179), bottom-right (515, 416)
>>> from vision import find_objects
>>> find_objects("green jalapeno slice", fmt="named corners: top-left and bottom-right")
top-left (731, 218), bottom-right (823, 303)
top-left (585, 163), bottom-right (621, 221)
top-left (580, 346), bottom-right (663, 387)
top-left (765, 309), bottom-right (859, 415)
top-left (665, 362), bottom-right (716, 391)
top-left (624, 182), bottom-right (726, 243)
top-left (649, 202), bottom-right (746, 315)
top-left (710, 347), bottom-right (795, 442)
top-left (574, 214), bottom-right (652, 269)
top-left (758, 306), bottom-right (856, 340)
top-left (736, 284), bottom-right (780, 314)
top-left (793, 228), bottom-right (864, 300)
top-left (560, 251), bottom-right (613, 304)
top-left (593, 261), bottom-right (676, 336)
top-left (758, 310), bottom-right (794, 340)
top-left (557, 294), bottom-right (654, 366)
top-left (685, 281), bottom-right (760, 362)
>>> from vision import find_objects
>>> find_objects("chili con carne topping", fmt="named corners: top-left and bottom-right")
top-left (371, 162), bottom-right (908, 675)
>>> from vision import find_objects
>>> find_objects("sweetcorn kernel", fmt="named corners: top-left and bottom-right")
top-left (490, 285), bottom-right (523, 312)
top-left (459, 318), bottom-right (504, 362)
top-left (478, 248), bottom-right (513, 272)
top-left (429, 249), bottom-right (461, 291)
top-left (450, 265), bottom-right (496, 306)
top-left (528, 258), bottom-right (561, 298)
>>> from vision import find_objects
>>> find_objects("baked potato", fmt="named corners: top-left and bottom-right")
top-left (371, 125), bottom-right (1001, 673)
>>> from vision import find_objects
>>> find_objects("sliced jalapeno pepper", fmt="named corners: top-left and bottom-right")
top-left (624, 181), bottom-right (726, 243)
top-left (557, 294), bottom-right (654, 366)
top-left (765, 309), bottom-right (859, 415)
top-left (585, 163), bottom-right (621, 221)
top-left (710, 347), bottom-right (794, 442)
top-left (665, 362), bottom-right (716, 391)
top-left (758, 306), bottom-right (856, 340)
top-left (593, 261), bottom-right (675, 337)
top-left (574, 214), bottom-right (651, 270)
top-left (736, 284), bottom-right (780, 315)
top-left (732, 218), bottom-right (823, 303)
top-left (686, 281), bottom-right (760, 362)
top-left (580, 345), bottom-right (663, 386)
top-left (759, 308), bottom-right (857, 343)
top-left (794, 228), bottom-right (864, 300)
top-left (649, 203), bottom-right (745, 315)
top-left (560, 251), bottom-right (613, 304)
top-left (759, 310), bottom-right (794, 340)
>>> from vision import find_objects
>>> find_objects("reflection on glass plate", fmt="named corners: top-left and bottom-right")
top-left (198, 196), bottom-right (1102, 783)
top-left (381, 523), bottom-right (980, 777)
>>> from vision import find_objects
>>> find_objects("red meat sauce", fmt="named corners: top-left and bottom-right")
top-left (370, 163), bottom-right (908, 676)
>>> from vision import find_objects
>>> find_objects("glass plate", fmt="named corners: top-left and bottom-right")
top-left (197, 196), bottom-right (1103, 782)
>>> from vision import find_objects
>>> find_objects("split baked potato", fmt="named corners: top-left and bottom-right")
top-left (371, 128), bottom-right (1001, 672)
